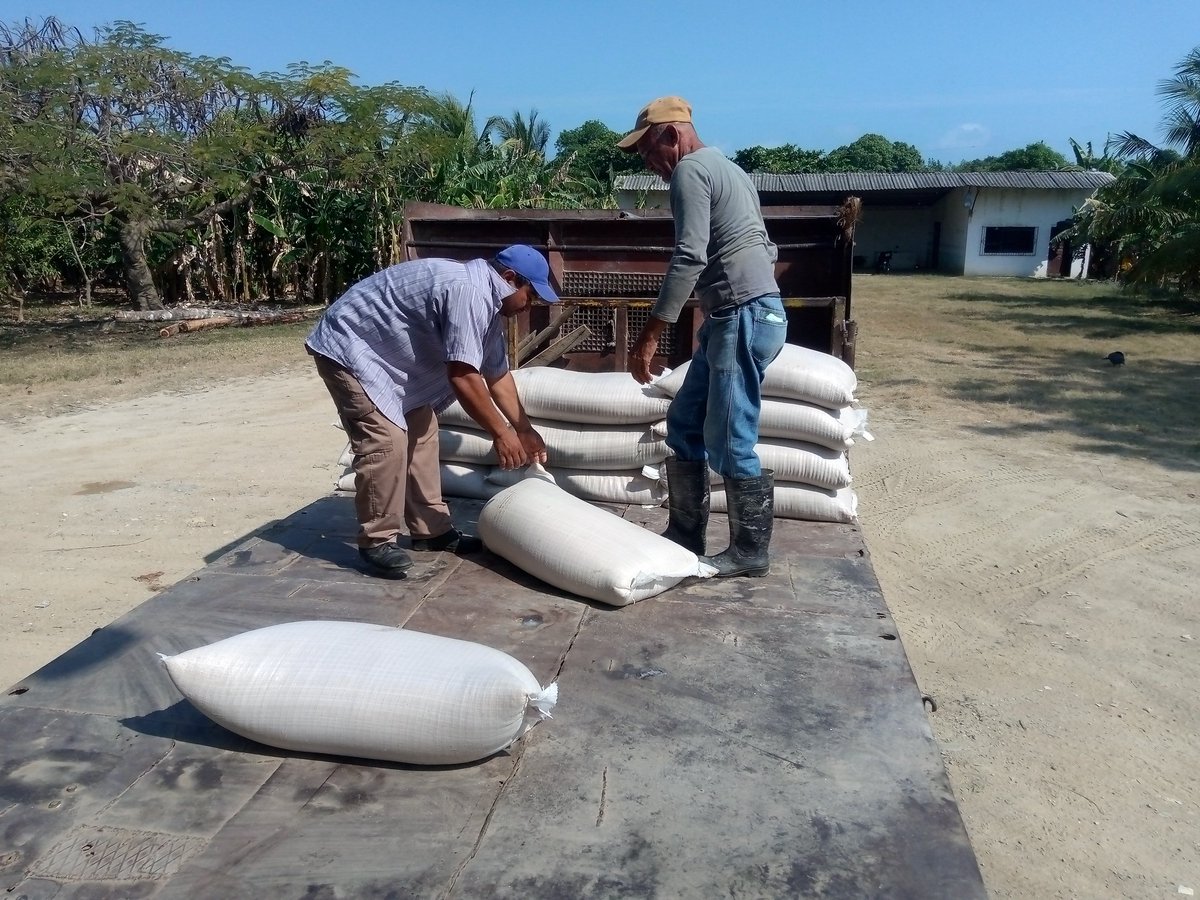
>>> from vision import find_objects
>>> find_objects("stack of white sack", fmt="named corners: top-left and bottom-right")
top-left (649, 344), bottom-right (870, 524)
top-left (434, 367), bottom-right (671, 506)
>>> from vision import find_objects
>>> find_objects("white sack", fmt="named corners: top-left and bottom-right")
top-left (758, 400), bottom-right (872, 449)
top-left (440, 462), bottom-right (505, 500)
top-left (711, 482), bottom-right (858, 524)
top-left (478, 478), bottom-right (713, 606)
top-left (704, 440), bottom-right (852, 490)
top-left (437, 369), bottom-right (670, 430)
top-left (652, 343), bottom-right (857, 408)
top-left (488, 465), bottom-right (667, 506)
top-left (440, 421), bottom-right (669, 471)
top-left (511, 367), bottom-right (671, 424)
top-left (337, 442), bottom-right (354, 468)
top-left (160, 621), bottom-right (557, 766)
top-left (336, 468), bottom-right (356, 492)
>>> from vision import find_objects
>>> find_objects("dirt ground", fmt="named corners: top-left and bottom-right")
top-left (1, 275), bottom-right (1197, 899)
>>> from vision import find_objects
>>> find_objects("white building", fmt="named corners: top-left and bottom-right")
top-left (614, 171), bottom-right (1116, 278)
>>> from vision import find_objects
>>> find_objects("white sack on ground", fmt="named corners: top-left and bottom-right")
top-left (160, 621), bottom-right (557, 766)
top-left (711, 482), bottom-right (859, 523)
top-left (652, 343), bottom-right (857, 408)
top-left (511, 367), bottom-right (672, 424)
top-left (336, 467), bottom-right (356, 492)
top-left (758, 400), bottom-right (872, 449)
top-left (705, 440), bottom-right (852, 490)
top-left (487, 465), bottom-right (667, 506)
top-left (440, 421), bottom-right (669, 471)
top-left (478, 478), bottom-right (712, 606)
top-left (337, 442), bottom-right (354, 468)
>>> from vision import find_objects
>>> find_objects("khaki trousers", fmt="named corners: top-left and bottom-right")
top-left (312, 353), bottom-right (452, 548)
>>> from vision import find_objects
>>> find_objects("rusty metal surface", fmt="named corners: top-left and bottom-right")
top-left (1, 496), bottom-right (984, 898)
top-left (401, 202), bottom-right (856, 370)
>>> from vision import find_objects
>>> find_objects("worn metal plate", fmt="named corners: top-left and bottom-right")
top-left (1, 494), bottom-right (984, 898)
top-left (452, 599), bottom-right (982, 899)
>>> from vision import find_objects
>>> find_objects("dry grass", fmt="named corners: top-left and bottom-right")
top-left (852, 274), bottom-right (1200, 469)
top-left (0, 308), bottom-right (314, 420)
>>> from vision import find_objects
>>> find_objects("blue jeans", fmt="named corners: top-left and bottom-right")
top-left (665, 294), bottom-right (787, 479)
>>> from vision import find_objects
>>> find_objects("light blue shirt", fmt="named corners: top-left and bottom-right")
top-left (306, 258), bottom-right (511, 429)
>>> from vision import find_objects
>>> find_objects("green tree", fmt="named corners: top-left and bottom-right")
top-left (1065, 138), bottom-right (1124, 175)
top-left (486, 108), bottom-right (551, 157)
top-left (732, 144), bottom-right (824, 173)
top-left (1157, 47), bottom-right (1200, 156)
top-left (553, 120), bottom-right (643, 182)
top-left (1062, 46), bottom-right (1200, 291)
top-left (955, 141), bottom-right (1069, 171)
top-left (820, 133), bottom-right (924, 172)
top-left (0, 18), bottom-right (295, 308)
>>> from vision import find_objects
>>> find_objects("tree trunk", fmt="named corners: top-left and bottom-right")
top-left (117, 220), bottom-right (163, 310)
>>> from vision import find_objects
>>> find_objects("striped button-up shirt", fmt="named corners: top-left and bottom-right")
top-left (306, 258), bottom-right (512, 429)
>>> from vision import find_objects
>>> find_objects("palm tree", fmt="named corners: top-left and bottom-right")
top-left (486, 109), bottom-right (551, 158)
top-left (1158, 48), bottom-right (1200, 157)
top-left (1064, 46), bottom-right (1200, 291)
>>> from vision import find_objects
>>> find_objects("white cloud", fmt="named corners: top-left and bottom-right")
top-left (937, 123), bottom-right (991, 150)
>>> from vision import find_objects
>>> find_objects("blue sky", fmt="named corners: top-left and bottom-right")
top-left (10, 0), bottom-right (1200, 163)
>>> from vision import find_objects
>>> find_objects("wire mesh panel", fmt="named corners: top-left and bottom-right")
top-left (566, 306), bottom-right (616, 352)
top-left (558, 305), bottom-right (679, 355)
top-left (628, 307), bottom-right (678, 355)
top-left (562, 271), bottom-right (664, 298)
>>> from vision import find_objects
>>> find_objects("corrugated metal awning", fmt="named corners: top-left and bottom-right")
top-left (616, 170), bottom-right (1117, 192)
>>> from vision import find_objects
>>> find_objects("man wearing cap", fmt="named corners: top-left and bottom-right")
top-left (306, 246), bottom-right (558, 578)
top-left (619, 96), bottom-right (786, 578)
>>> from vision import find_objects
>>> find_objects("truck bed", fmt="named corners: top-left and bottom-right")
top-left (1, 494), bottom-right (985, 898)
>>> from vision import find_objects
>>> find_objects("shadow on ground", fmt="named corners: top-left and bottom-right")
top-left (947, 289), bottom-right (1200, 340)
top-left (948, 347), bottom-right (1200, 470)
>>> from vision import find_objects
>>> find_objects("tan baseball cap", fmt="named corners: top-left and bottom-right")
top-left (616, 96), bottom-right (693, 152)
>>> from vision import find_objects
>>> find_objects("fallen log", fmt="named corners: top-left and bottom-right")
top-left (157, 308), bottom-right (316, 337)
top-left (180, 316), bottom-right (237, 333)
top-left (126, 304), bottom-right (326, 324)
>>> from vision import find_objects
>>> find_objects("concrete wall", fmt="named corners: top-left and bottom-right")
top-left (960, 188), bottom-right (1094, 277)
top-left (853, 206), bottom-right (934, 271)
top-left (616, 189), bottom-right (666, 210)
top-left (932, 191), bottom-right (972, 274)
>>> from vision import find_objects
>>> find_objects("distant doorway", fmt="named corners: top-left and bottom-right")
top-left (1047, 219), bottom-right (1073, 277)
top-left (931, 222), bottom-right (941, 270)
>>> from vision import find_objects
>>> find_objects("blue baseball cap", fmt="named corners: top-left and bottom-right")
top-left (496, 245), bottom-right (559, 303)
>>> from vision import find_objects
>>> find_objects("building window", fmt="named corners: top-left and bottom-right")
top-left (982, 226), bottom-right (1037, 255)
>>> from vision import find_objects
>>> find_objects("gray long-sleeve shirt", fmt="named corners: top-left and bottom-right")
top-left (652, 147), bottom-right (779, 323)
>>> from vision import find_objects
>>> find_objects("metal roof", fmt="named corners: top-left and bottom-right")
top-left (615, 170), bottom-right (1116, 192)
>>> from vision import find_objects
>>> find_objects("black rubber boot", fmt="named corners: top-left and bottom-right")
top-left (662, 457), bottom-right (710, 555)
top-left (704, 471), bottom-right (774, 577)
